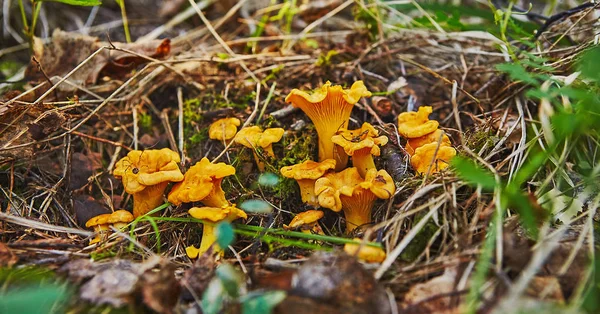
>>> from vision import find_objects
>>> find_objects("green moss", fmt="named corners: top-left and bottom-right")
top-left (269, 127), bottom-right (317, 200)
top-left (138, 112), bottom-right (152, 132)
top-left (465, 129), bottom-right (497, 152)
top-left (399, 214), bottom-right (439, 262)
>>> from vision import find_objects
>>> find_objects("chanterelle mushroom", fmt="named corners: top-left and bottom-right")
top-left (209, 117), bottom-right (241, 144)
top-left (280, 159), bottom-right (336, 206)
top-left (85, 210), bottom-right (134, 244)
top-left (331, 122), bottom-right (388, 177)
top-left (234, 126), bottom-right (284, 171)
top-left (113, 148), bottom-right (184, 218)
top-left (283, 210), bottom-right (325, 235)
top-left (285, 81), bottom-right (372, 171)
top-left (405, 129), bottom-right (451, 156)
top-left (397, 106), bottom-right (439, 138)
top-left (315, 167), bottom-right (395, 232)
top-left (410, 142), bottom-right (456, 175)
top-left (186, 204), bottom-right (247, 258)
top-left (344, 238), bottom-right (386, 263)
top-left (168, 157), bottom-right (235, 208)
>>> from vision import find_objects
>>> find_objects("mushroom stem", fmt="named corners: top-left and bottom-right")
top-left (296, 179), bottom-right (319, 206)
top-left (316, 129), bottom-right (348, 171)
top-left (340, 190), bottom-right (376, 233)
top-left (352, 150), bottom-right (376, 178)
top-left (90, 225), bottom-right (110, 244)
top-left (252, 152), bottom-right (266, 172)
top-left (198, 223), bottom-right (218, 255)
top-left (132, 182), bottom-right (168, 218)
top-left (201, 187), bottom-right (230, 208)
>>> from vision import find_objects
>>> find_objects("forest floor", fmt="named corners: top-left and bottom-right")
top-left (1, 1), bottom-right (599, 313)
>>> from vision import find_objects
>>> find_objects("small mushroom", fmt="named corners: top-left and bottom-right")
top-left (186, 204), bottom-right (247, 258)
top-left (344, 238), bottom-right (386, 263)
top-left (331, 122), bottom-right (388, 177)
top-left (286, 81), bottom-right (372, 170)
top-left (405, 129), bottom-right (451, 156)
top-left (280, 159), bottom-right (336, 206)
top-left (234, 126), bottom-right (284, 171)
top-left (315, 168), bottom-right (395, 232)
top-left (410, 142), bottom-right (456, 175)
top-left (208, 117), bottom-right (241, 144)
top-left (113, 148), bottom-right (184, 218)
top-left (283, 210), bottom-right (325, 235)
top-left (397, 106), bottom-right (439, 138)
top-left (168, 157), bottom-right (235, 208)
top-left (85, 210), bottom-right (134, 244)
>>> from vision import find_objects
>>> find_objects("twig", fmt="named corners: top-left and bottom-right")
top-left (0, 212), bottom-right (93, 236)
top-left (177, 87), bottom-right (185, 166)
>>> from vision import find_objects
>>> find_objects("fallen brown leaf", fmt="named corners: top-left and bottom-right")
top-left (141, 261), bottom-right (181, 314)
top-left (0, 242), bottom-right (18, 267)
top-left (25, 29), bottom-right (170, 92)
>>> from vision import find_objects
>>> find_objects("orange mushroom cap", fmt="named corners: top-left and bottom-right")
top-left (397, 106), bottom-right (440, 138)
top-left (113, 148), bottom-right (183, 194)
top-left (405, 129), bottom-right (451, 156)
top-left (168, 157), bottom-right (235, 207)
top-left (344, 238), bottom-right (386, 263)
top-left (283, 210), bottom-right (324, 230)
top-left (188, 205), bottom-right (247, 222)
top-left (234, 126), bottom-right (284, 156)
top-left (314, 167), bottom-right (364, 212)
top-left (285, 81), bottom-right (371, 170)
top-left (280, 159), bottom-right (336, 205)
top-left (187, 204), bottom-right (247, 257)
top-left (316, 167), bottom-right (395, 232)
top-left (410, 142), bottom-right (457, 174)
top-left (85, 213), bottom-right (111, 228)
top-left (331, 122), bottom-right (388, 177)
top-left (209, 117), bottom-right (241, 142)
top-left (107, 210), bottom-right (134, 224)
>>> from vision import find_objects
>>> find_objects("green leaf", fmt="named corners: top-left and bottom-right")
top-left (241, 291), bottom-right (287, 314)
top-left (496, 63), bottom-right (539, 86)
top-left (240, 199), bottom-right (273, 214)
top-left (42, 0), bottom-right (102, 6)
top-left (0, 284), bottom-right (70, 314)
top-left (215, 222), bottom-right (235, 250)
top-left (502, 188), bottom-right (539, 238)
top-left (201, 279), bottom-right (225, 314)
top-left (577, 46), bottom-right (600, 81)
top-left (258, 172), bottom-right (280, 187)
top-left (216, 264), bottom-right (243, 298)
top-left (450, 156), bottom-right (497, 191)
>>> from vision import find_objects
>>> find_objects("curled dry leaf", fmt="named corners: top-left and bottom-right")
top-left (291, 251), bottom-right (391, 314)
top-left (0, 242), bottom-right (18, 267)
top-left (25, 29), bottom-right (171, 92)
top-left (0, 103), bottom-right (66, 164)
top-left (141, 261), bottom-right (181, 314)
top-left (402, 267), bottom-right (462, 314)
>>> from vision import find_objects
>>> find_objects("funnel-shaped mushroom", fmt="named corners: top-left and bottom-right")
top-left (410, 142), bottom-right (456, 175)
top-left (315, 168), bottom-right (395, 232)
top-left (168, 157), bottom-right (235, 208)
top-left (234, 126), bottom-right (284, 171)
top-left (285, 81), bottom-right (372, 170)
top-left (85, 210), bottom-right (134, 244)
top-left (186, 204), bottom-right (247, 258)
top-left (332, 122), bottom-right (388, 177)
top-left (397, 106), bottom-right (439, 138)
top-left (280, 159), bottom-right (336, 206)
top-left (113, 148), bottom-right (184, 218)
top-left (209, 117), bottom-right (241, 144)
top-left (344, 238), bottom-right (386, 263)
top-left (405, 129), bottom-right (451, 156)
top-left (283, 210), bottom-right (325, 235)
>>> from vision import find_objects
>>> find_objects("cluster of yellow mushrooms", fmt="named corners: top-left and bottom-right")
top-left (85, 81), bottom-right (456, 263)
